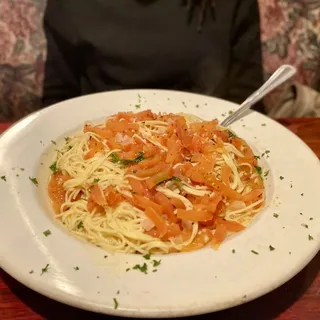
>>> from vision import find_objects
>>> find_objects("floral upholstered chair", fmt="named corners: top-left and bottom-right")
top-left (0, 0), bottom-right (319, 120)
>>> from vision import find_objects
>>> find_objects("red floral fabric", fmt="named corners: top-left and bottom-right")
top-left (0, 0), bottom-right (320, 120)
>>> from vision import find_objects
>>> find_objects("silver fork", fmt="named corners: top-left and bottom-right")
top-left (220, 64), bottom-right (297, 127)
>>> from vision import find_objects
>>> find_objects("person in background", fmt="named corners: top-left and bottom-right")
top-left (42, 0), bottom-right (265, 113)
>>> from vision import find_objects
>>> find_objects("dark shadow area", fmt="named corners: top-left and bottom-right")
top-left (1, 252), bottom-right (319, 320)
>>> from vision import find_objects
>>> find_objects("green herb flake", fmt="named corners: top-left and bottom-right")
top-left (182, 101), bottom-right (187, 108)
top-left (254, 155), bottom-right (260, 160)
top-left (133, 263), bottom-right (148, 274)
top-left (29, 177), bottom-right (38, 186)
top-left (196, 104), bottom-right (200, 108)
top-left (309, 217), bottom-right (313, 221)
top-left (126, 268), bottom-right (130, 272)
top-left (228, 110), bottom-right (233, 115)
top-left (228, 130), bottom-right (236, 139)
top-left (308, 234), bottom-right (314, 241)
top-left (152, 259), bottom-right (161, 267)
top-left (261, 123), bottom-right (266, 126)
top-left (232, 249), bottom-right (236, 254)
top-left (74, 266), bottom-right (79, 271)
top-left (29, 270), bottom-right (34, 274)
top-left (143, 253), bottom-right (151, 260)
top-left (300, 213), bottom-right (303, 216)
top-left (41, 264), bottom-right (49, 275)
top-left (43, 230), bottom-right (51, 237)
top-left (93, 178), bottom-right (100, 183)
top-left (301, 193), bottom-right (304, 196)
top-left (269, 245), bottom-right (275, 251)
top-left (273, 213), bottom-right (279, 218)
top-left (49, 161), bottom-right (58, 173)
top-left (64, 137), bottom-right (70, 143)
top-left (104, 255), bottom-right (108, 259)
top-left (109, 153), bottom-right (120, 163)
top-left (51, 140), bottom-right (56, 145)
top-left (113, 298), bottom-right (119, 309)
top-left (301, 224), bottom-right (308, 229)
top-left (77, 221), bottom-right (83, 229)
top-left (280, 176), bottom-right (284, 180)
top-left (1, 175), bottom-right (6, 182)
top-left (171, 176), bottom-right (182, 182)
top-left (68, 146), bottom-right (72, 150)
top-left (254, 166), bottom-right (262, 176)
top-left (251, 250), bottom-right (259, 255)
top-left (120, 152), bottom-right (144, 166)
top-left (135, 104), bottom-right (141, 109)
top-left (117, 290), bottom-right (120, 295)
top-left (264, 170), bottom-right (270, 177)
top-left (152, 269), bottom-right (158, 273)
top-left (20, 168), bottom-right (25, 171)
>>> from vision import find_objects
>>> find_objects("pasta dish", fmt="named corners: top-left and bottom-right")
top-left (48, 110), bottom-right (264, 254)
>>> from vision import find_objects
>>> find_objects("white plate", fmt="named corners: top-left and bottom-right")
top-left (0, 90), bottom-right (319, 318)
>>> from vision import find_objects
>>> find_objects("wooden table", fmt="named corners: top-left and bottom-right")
top-left (1, 119), bottom-right (319, 320)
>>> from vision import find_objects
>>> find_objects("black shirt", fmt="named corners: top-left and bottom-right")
top-left (43, 0), bottom-right (264, 112)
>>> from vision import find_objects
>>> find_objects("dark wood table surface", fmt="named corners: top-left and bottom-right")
top-left (1, 119), bottom-right (319, 320)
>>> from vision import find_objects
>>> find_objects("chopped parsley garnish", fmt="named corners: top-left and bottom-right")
top-left (182, 101), bottom-right (187, 108)
top-left (20, 168), bottom-right (25, 171)
top-left (74, 266), bottom-right (79, 271)
top-left (104, 255), bottom-right (108, 259)
top-left (64, 137), bottom-right (70, 143)
top-left (171, 176), bottom-right (182, 182)
top-left (117, 290), bottom-right (120, 295)
top-left (1, 175), bottom-right (6, 181)
top-left (308, 235), bottom-right (314, 241)
top-left (269, 245), bottom-right (275, 251)
top-left (135, 104), bottom-right (141, 109)
top-left (251, 250), bottom-right (259, 255)
top-left (109, 153), bottom-right (120, 163)
top-left (273, 213), bottom-right (279, 218)
top-left (228, 110), bottom-right (233, 115)
top-left (196, 104), bottom-right (200, 108)
top-left (41, 264), bottom-right (49, 275)
top-left (93, 178), bottom-right (100, 183)
top-left (51, 140), bottom-right (56, 145)
top-left (254, 155), bottom-right (260, 160)
top-left (301, 224), bottom-right (308, 229)
top-left (232, 249), bottom-right (236, 254)
top-left (309, 217), bottom-right (313, 221)
top-left (254, 166), bottom-right (262, 176)
top-left (120, 152), bottom-right (145, 166)
top-left (133, 263), bottom-right (148, 274)
top-left (228, 130), bottom-right (236, 139)
top-left (113, 298), bottom-right (119, 309)
top-left (261, 123), bottom-right (266, 126)
top-left (152, 269), bottom-right (158, 272)
top-left (264, 170), bottom-right (270, 177)
top-left (152, 259), bottom-right (161, 267)
top-left (143, 253), bottom-right (151, 260)
top-left (300, 213), bottom-right (303, 216)
top-left (29, 177), bottom-right (38, 186)
top-left (77, 221), bottom-right (83, 229)
top-left (126, 268), bottom-right (130, 272)
top-left (49, 161), bottom-right (58, 173)
top-left (280, 176), bottom-right (284, 180)
top-left (68, 146), bottom-right (72, 150)
top-left (29, 270), bottom-right (34, 274)
top-left (43, 230), bottom-right (51, 237)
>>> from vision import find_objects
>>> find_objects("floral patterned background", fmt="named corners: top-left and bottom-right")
top-left (0, 0), bottom-right (320, 120)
